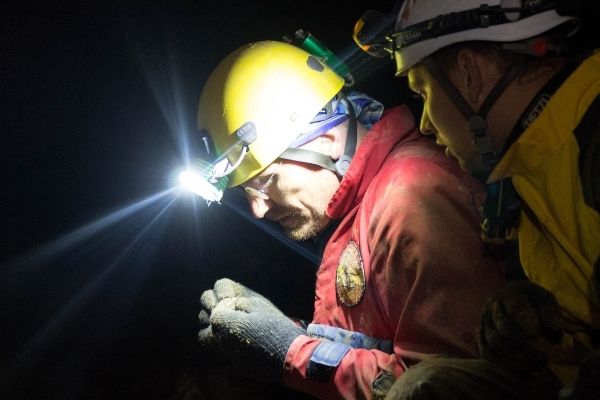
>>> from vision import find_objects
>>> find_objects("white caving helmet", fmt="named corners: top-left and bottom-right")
top-left (387, 0), bottom-right (580, 174)
top-left (392, 0), bottom-right (580, 75)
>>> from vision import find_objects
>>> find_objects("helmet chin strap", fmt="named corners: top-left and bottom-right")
top-left (423, 58), bottom-right (526, 243)
top-left (279, 93), bottom-right (358, 177)
top-left (335, 93), bottom-right (357, 176)
top-left (279, 147), bottom-right (338, 171)
top-left (422, 57), bottom-right (523, 180)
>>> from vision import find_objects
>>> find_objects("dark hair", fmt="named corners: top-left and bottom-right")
top-left (430, 41), bottom-right (516, 76)
top-left (430, 39), bottom-right (566, 85)
top-left (428, 22), bottom-right (578, 79)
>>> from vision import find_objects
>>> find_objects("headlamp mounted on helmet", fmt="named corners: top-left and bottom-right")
top-left (354, 0), bottom-right (580, 67)
top-left (182, 38), bottom-right (353, 203)
top-left (393, 1), bottom-right (569, 51)
top-left (284, 29), bottom-right (356, 87)
top-left (353, 9), bottom-right (398, 58)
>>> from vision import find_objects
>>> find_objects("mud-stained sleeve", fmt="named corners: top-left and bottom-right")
top-left (284, 157), bottom-right (501, 399)
top-left (283, 334), bottom-right (403, 399)
top-left (368, 156), bottom-right (504, 363)
top-left (282, 155), bottom-right (503, 400)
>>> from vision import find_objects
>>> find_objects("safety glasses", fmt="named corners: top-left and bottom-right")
top-left (242, 161), bottom-right (283, 201)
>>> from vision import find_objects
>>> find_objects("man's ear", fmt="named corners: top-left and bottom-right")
top-left (319, 125), bottom-right (346, 160)
top-left (454, 48), bottom-right (484, 106)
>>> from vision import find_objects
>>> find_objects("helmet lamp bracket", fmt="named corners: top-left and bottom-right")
top-left (234, 121), bottom-right (257, 145)
top-left (283, 29), bottom-right (356, 87)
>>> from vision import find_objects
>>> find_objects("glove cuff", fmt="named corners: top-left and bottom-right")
top-left (273, 323), bottom-right (305, 366)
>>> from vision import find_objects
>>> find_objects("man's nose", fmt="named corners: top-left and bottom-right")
top-left (247, 195), bottom-right (271, 219)
top-left (419, 109), bottom-right (435, 137)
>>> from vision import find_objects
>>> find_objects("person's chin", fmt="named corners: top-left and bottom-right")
top-left (284, 221), bottom-right (318, 241)
top-left (447, 149), bottom-right (473, 174)
top-left (444, 147), bottom-right (461, 162)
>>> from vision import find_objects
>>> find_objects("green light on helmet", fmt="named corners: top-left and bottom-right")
top-left (284, 29), bottom-right (355, 87)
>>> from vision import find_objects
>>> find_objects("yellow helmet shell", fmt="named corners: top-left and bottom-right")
top-left (197, 40), bottom-right (344, 187)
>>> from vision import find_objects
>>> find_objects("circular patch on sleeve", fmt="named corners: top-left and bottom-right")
top-left (335, 241), bottom-right (365, 307)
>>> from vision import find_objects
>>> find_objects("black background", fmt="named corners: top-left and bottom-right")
top-left (1, 1), bottom-right (597, 400)
top-left (1, 1), bottom-right (401, 399)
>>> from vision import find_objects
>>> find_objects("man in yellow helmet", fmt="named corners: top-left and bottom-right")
top-left (196, 40), bottom-right (504, 399)
top-left (352, 0), bottom-right (599, 398)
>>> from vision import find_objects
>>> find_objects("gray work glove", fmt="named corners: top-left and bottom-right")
top-left (197, 278), bottom-right (289, 343)
top-left (198, 278), bottom-right (283, 327)
top-left (478, 280), bottom-right (564, 374)
top-left (198, 279), bottom-right (304, 382)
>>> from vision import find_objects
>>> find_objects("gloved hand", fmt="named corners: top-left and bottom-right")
top-left (200, 296), bottom-right (304, 382)
top-left (197, 279), bottom-right (305, 382)
top-left (198, 278), bottom-right (286, 342)
top-left (478, 280), bottom-right (564, 374)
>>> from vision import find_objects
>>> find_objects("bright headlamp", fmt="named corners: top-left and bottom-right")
top-left (177, 157), bottom-right (231, 203)
top-left (177, 126), bottom-right (255, 203)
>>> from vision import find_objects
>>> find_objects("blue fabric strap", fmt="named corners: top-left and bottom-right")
top-left (310, 341), bottom-right (352, 367)
top-left (305, 324), bottom-right (393, 383)
top-left (307, 323), bottom-right (393, 354)
top-left (307, 341), bottom-right (351, 383)
top-left (290, 90), bottom-right (384, 148)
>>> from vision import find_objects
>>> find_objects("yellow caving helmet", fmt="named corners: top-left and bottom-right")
top-left (197, 40), bottom-right (345, 188)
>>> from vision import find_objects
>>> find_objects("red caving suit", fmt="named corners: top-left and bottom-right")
top-left (283, 105), bottom-right (505, 399)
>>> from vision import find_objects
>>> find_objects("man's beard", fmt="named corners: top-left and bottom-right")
top-left (283, 215), bottom-right (321, 241)
top-left (282, 210), bottom-right (330, 241)
top-left (268, 202), bottom-right (330, 241)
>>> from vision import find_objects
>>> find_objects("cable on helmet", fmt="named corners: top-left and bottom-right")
top-left (283, 29), bottom-right (356, 87)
